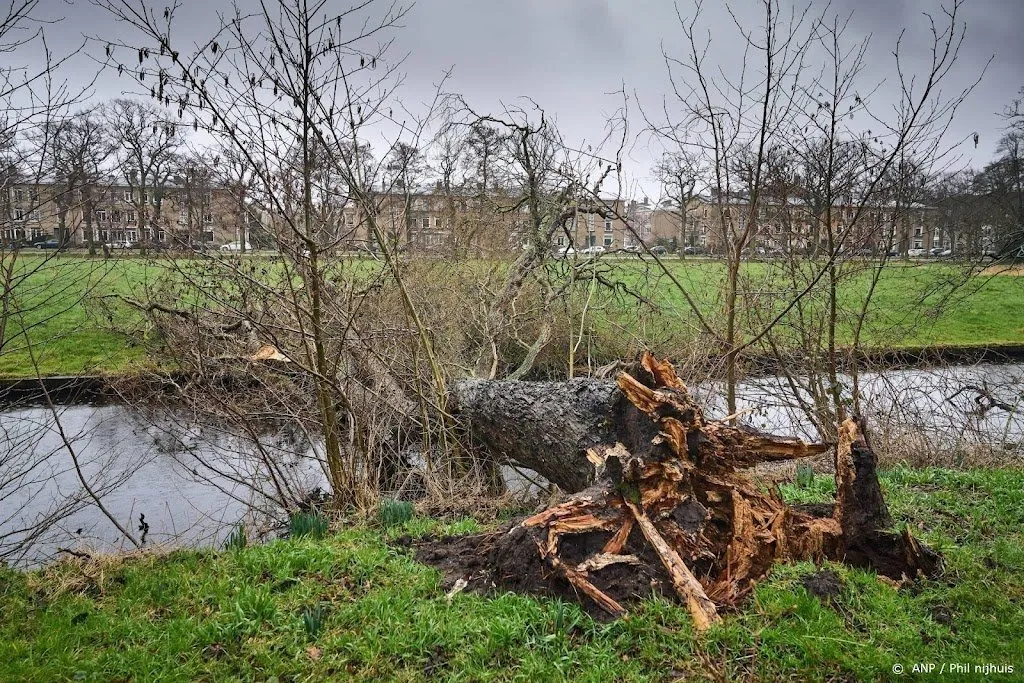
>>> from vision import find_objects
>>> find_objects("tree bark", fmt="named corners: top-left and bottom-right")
top-left (450, 377), bottom-right (659, 492)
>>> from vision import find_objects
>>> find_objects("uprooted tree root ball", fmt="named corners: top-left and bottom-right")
top-left (416, 353), bottom-right (940, 627)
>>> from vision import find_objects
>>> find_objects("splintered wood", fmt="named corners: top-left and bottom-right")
top-left (520, 352), bottom-right (939, 629)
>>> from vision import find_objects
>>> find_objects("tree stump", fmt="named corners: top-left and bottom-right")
top-left (420, 352), bottom-right (940, 628)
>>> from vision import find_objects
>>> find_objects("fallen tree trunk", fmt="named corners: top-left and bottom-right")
top-left (422, 353), bottom-right (940, 628)
top-left (450, 377), bottom-right (653, 492)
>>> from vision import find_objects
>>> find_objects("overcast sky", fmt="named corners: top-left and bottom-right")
top-left (28, 0), bottom-right (1024, 196)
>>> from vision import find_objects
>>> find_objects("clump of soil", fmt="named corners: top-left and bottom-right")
top-left (800, 569), bottom-right (844, 604)
top-left (413, 519), bottom-right (674, 619)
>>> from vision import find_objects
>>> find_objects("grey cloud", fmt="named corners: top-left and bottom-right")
top-left (29, 0), bottom-right (1024, 190)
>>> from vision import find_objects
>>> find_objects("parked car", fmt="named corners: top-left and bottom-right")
top-left (907, 248), bottom-right (926, 257)
top-left (940, 249), bottom-right (953, 257)
top-left (929, 247), bottom-right (944, 257)
top-left (650, 245), bottom-right (668, 256)
top-left (106, 240), bottom-right (134, 250)
top-left (580, 245), bottom-right (606, 256)
top-left (35, 239), bottom-right (62, 250)
top-left (682, 245), bottom-right (708, 255)
top-left (621, 244), bottom-right (641, 254)
top-left (555, 246), bottom-right (577, 258)
top-left (219, 241), bottom-right (253, 252)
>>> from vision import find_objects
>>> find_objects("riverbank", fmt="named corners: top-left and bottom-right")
top-left (1, 467), bottom-right (1021, 681)
top-left (4, 342), bottom-right (1024, 405)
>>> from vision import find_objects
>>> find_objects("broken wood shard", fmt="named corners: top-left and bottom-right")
top-left (425, 352), bottom-right (940, 629)
top-left (625, 499), bottom-right (721, 630)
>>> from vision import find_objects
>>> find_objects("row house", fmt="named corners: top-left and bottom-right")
top-left (650, 195), bottom-right (941, 255)
top-left (2, 178), bottom-right (243, 248)
top-left (330, 187), bottom-right (531, 255)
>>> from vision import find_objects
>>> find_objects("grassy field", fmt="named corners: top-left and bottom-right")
top-left (2, 253), bottom-right (1024, 378)
top-left (1, 467), bottom-right (1021, 681)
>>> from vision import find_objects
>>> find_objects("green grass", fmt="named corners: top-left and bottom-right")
top-left (1, 468), bottom-right (1021, 681)
top-left (3, 254), bottom-right (1024, 378)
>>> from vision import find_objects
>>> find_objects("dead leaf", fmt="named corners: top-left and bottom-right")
top-left (249, 344), bottom-right (290, 362)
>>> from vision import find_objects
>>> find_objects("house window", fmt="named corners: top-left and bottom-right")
top-left (914, 240), bottom-right (922, 249)
top-left (345, 214), bottom-right (354, 227)
top-left (14, 208), bottom-right (25, 221)
top-left (13, 189), bottom-right (24, 202)
top-left (421, 217), bottom-right (430, 229)
top-left (604, 236), bottom-right (613, 247)
top-left (604, 219), bottom-right (612, 231)
top-left (127, 211), bottom-right (136, 223)
top-left (157, 230), bottom-right (166, 242)
top-left (123, 190), bottom-right (133, 202)
top-left (203, 230), bottom-right (214, 242)
top-left (142, 192), bottom-right (149, 204)
top-left (95, 209), bottom-right (107, 222)
top-left (203, 212), bottom-right (213, 223)
top-left (126, 229), bottom-right (138, 241)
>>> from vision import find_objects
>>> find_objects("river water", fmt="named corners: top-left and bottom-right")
top-left (2, 363), bottom-right (1021, 568)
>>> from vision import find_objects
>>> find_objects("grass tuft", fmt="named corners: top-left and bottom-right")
top-left (300, 603), bottom-right (326, 640)
top-left (223, 523), bottom-right (247, 551)
top-left (378, 499), bottom-right (414, 528)
top-left (289, 512), bottom-right (329, 540)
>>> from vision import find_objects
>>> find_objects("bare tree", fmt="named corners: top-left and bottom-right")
top-left (92, 0), bottom-right (473, 510)
top-left (652, 151), bottom-right (698, 252)
top-left (1, 1), bottom-right (142, 564)
top-left (638, 0), bottom-right (982, 434)
top-left (103, 98), bottom-right (183, 251)
top-left (38, 108), bottom-right (116, 255)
